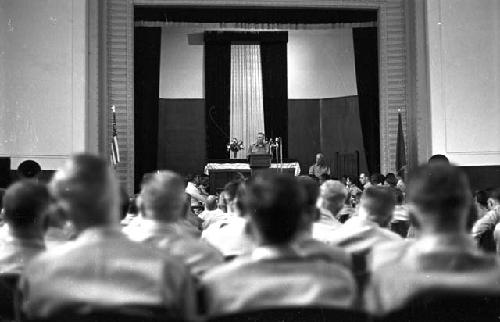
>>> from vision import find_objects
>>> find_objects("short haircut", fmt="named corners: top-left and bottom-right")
top-left (244, 173), bottom-right (304, 245)
top-left (223, 180), bottom-right (242, 202)
top-left (370, 173), bottom-right (385, 185)
top-left (3, 180), bottom-right (49, 227)
top-left (50, 154), bottom-right (112, 222)
top-left (17, 160), bottom-right (42, 178)
top-left (489, 188), bottom-right (500, 203)
top-left (428, 154), bottom-right (449, 164)
top-left (407, 164), bottom-right (471, 219)
top-left (140, 171), bottom-right (185, 221)
top-left (361, 186), bottom-right (396, 219)
top-left (205, 195), bottom-right (218, 211)
top-left (475, 190), bottom-right (490, 207)
top-left (385, 173), bottom-right (398, 187)
top-left (297, 176), bottom-right (320, 207)
top-left (320, 180), bottom-right (348, 203)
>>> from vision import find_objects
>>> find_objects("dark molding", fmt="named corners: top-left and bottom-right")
top-left (204, 31), bottom-right (288, 44)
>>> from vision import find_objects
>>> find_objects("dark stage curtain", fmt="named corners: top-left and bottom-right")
top-left (261, 38), bottom-right (288, 157)
top-left (134, 27), bottom-right (161, 192)
top-left (204, 32), bottom-right (231, 159)
top-left (353, 27), bottom-right (380, 174)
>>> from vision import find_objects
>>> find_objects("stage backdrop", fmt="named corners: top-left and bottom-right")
top-left (156, 26), bottom-right (370, 176)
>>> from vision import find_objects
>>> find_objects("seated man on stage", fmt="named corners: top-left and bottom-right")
top-left (247, 132), bottom-right (270, 155)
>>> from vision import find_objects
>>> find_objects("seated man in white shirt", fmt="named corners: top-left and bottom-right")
top-left (0, 180), bottom-right (49, 274)
top-left (312, 180), bottom-right (346, 243)
top-left (328, 186), bottom-right (401, 254)
top-left (130, 170), bottom-right (223, 276)
top-left (202, 180), bottom-right (253, 258)
top-left (294, 176), bottom-right (351, 268)
top-left (365, 164), bottom-right (500, 316)
top-left (199, 195), bottom-right (226, 230)
top-left (201, 173), bottom-right (356, 316)
top-left (19, 154), bottom-right (195, 320)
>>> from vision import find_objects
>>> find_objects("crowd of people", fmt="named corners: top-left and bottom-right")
top-left (0, 153), bottom-right (500, 321)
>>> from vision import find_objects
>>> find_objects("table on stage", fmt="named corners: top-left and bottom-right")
top-left (204, 160), bottom-right (301, 194)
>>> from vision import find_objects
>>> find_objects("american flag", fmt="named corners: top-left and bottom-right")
top-left (111, 105), bottom-right (120, 166)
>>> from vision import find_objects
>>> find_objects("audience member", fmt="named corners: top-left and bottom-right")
top-left (294, 176), bottom-right (351, 268)
top-left (201, 173), bottom-right (356, 316)
top-left (370, 173), bottom-right (385, 186)
top-left (202, 180), bottom-right (253, 257)
top-left (199, 195), bottom-right (226, 229)
top-left (17, 160), bottom-right (42, 180)
top-left (185, 174), bottom-right (207, 207)
top-left (396, 168), bottom-right (406, 192)
top-left (384, 173), bottom-right (397, 188)
top-left (128, 171), bottom-right (223, 276)
top-left (359, 173), bottom-right (371, 189)
top-left (474, 189), bottom-right (492, 220)
top-left (328, 186), bottom-right (401, 254)
top-left (365, 164), bottom-right (500, 315)
top-left (312, 180), bottom-right (345, 242)
top-left (428, 154), bottom-right (449, 165)
top-left (19, 154), bottom-right (195, 320)
top-left (0, 180), bottom-right (49, 273)
top-left (471, 188), bottom-right (500, 244)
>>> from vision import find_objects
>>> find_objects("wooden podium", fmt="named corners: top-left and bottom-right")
top-left (248, 153), bottom-right (272, 175)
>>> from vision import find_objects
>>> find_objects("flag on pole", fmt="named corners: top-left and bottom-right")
top-left (111, 105), bottom-right (120, 166)
top-left (395, 109), bottom-right (406, 172)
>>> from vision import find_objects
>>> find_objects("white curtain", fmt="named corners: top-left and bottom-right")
top-left (230, 44), bottom-right (265, 159)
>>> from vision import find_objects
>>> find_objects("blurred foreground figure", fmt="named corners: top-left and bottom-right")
top-left (201, 173), bottom-right (356, 316)
top-left (132, 171), bottom-right (223, 276)
top-left (19, 154), bottom-right (195, 320)
top-left (365, 164), bottom-right (500, 315)
top-left (0, 180), bottom-right (49, 273)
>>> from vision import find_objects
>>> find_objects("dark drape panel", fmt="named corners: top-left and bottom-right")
top-left (261, 40), bottom-right (288, 157)
top-left (319, 96), bottom-right (368, 175)
top-left (157, 99), bottom-right (206, 175)
top-left (353, 27), bottom-right (380, 174)
top-left (204, 32), bottom-right (231, 159)
top-left (134, 27), bottom-right (161, 192)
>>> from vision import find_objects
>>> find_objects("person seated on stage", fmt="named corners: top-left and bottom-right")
top-left (365, 164), bottom-right (500, 315)
top-left (294, 176), bottom-right (352, 268)
top-left (130, 171), bottom-right (223, 277)
top-left (327, 186), bottom-right (401, 255)
top-left (19, 154), bottom-right (195, 320)
top-left (199, 195), bottom-right (226, 230)
top-left (308, 153), bottom-right (331, 179)
top-left (312, 180), bottom-right (345, 243)
top-left (0, 180), bottom-right (49, 274)
top-left (247, 132), bottom-right (270, 155)
top-left (202, 180), bottom-right (253, 258)
top-left (201, 173), bottom-right (356, 316)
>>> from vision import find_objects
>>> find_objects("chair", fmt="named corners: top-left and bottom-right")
top-left (20, 305), bottom-right (183, 322)
top-left (207, 307), bottom-right (368, 322)
top-left (381, 290), bottom-right (500, 322)
top-left (0, 273), bottom-right (20, 321)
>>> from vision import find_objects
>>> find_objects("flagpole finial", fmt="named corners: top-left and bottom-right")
top-left (112, 105), bottom-right (116, 113)
top-left (398, 108), bottom-right (401, 113)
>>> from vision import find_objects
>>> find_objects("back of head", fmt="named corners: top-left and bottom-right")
top-left (428, 154), bottom-right (450, 165)
top-left (370, 173), bottom-right (385, 185)
top-left (297, 176), bottom-right (320, 207)
top-left (3, 180), bottom-right (49, 230)
top-left (360, 186), bottom-right (396, 227)
top-left (223, 180), bottom-right (241, 203)
top-left (407, 164), bottom-right (471, 232)
top-left (245, 173), bottom-right (305, 246)
top-left (50, 154), bottom-right (117, 230)
top-left (17, 160), bottom-right (42, 179)
top-left (205, 195), bottom-right (218, 211)
top-left (319, 180), bottom-right (347, 216)
top-left (385, 173), bottom-right (397, 187)
top-left (140, 170), bottom-right (185, 222)
top-left (474, 190), bottom-right (490, 208)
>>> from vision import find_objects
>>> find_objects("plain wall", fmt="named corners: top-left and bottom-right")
top-left (427, 0), bottom-right (500, 165)
top-left (159, 27), bottom-right (358, 99)
top-left (0, 0), bottom-right (88, 170)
